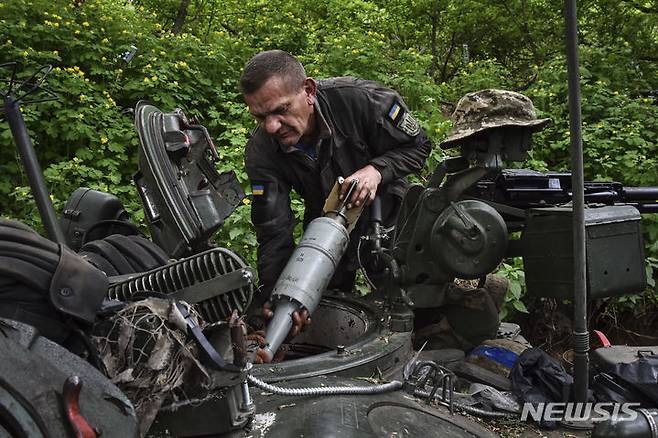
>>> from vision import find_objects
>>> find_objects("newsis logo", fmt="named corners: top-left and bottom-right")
top-left (521, 402), bottom-right (641, 423)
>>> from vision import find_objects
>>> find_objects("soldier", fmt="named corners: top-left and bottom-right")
top-left (239, 50), bottom-right (432, 332)
top-left (414, 89), bottom-right (550, 351)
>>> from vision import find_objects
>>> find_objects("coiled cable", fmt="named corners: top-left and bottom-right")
top-left (413, 388), bottom-right (517, 418)
top-left (247, 374), bottom-right (402, 396)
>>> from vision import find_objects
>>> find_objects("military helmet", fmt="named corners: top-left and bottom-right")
top-left (441, 89), bottom-right (550, 147)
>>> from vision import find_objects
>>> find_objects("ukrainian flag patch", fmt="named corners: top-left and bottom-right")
top-left (252, 184), bottom-right (265, 195)
top-left (387, 100), bottom-right (420, 137)
top-left (388, 102), bottom-right (401, 121)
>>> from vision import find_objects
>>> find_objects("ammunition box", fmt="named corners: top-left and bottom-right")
top-left (521, 206), bottom-right (646, 299)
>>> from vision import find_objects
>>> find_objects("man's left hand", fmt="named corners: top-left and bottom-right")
top-left (341, 164), bottom-right (382, 208)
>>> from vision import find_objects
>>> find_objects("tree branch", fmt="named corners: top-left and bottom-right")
top-left (439, 31), bottom-right (457, 83)
top-left (172, 0), bottom-right (191, 34)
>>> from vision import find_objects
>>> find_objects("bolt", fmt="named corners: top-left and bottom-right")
top-left (59, 287), bottom-right (73, 297)
top-left (337, 345), bottom-right (346, 356)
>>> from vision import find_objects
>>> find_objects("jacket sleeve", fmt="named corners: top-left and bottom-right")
top-left (359, 84), bottom-right (432, 185)
top-left (245, 142), bottom-right (295, 303)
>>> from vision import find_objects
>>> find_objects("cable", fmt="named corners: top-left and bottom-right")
top-left (247, 374), bottom-right (515, 418)
top-left (247, 374), bottom-right (402, 396)
top-left (413, 388), bottom-right (517, 418)
top-left (356, 236), bottom-right (378, 291)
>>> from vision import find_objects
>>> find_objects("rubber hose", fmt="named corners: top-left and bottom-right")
top-left (414, 388), bottom-right (518, 418)
top-left (247, 374), bottom-right (403, 396)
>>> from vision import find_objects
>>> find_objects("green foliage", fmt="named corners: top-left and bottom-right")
top-left (496, 259), bottom-right (529, 321)
top-left (1, 0), bottom-right (657, 320)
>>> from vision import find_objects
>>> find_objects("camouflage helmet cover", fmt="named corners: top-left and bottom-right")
top-left (441, 89), bottom-right (550, 147)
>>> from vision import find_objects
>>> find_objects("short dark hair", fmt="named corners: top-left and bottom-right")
top-left (239, 50), bottom-right (306, 95)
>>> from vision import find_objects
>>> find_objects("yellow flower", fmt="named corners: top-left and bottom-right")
top-left (101, 38), bottom-right (109, 44)
top-left (52, 50), bottom-right (58, 55)
top-left (143, 77), bottom-right (150, 83)
top-left (75, 30), bottom-right (80, 34)
top-left (151, 75), bottom-right (157, 81)
top-left (82, 21), bottom-right (89, 27)
top-left (100, 137), bottom-right (108, 144)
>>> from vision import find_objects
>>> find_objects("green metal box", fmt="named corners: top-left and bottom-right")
top-left (521, 206), bottom-right (646, 299)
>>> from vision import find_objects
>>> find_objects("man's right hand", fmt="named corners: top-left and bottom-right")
top-left (340, 164), bottom-right (382, 208)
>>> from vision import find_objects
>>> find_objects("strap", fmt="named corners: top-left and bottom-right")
top-left (174, 302), bottom-right (240, 373)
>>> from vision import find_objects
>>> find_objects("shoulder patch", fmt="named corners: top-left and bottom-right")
top-left (388, 102), bottom-right (402, 121)
top-left (251, 184), bottom-right (265, 196)
top-left (398, 112), bottom-right (421, 136)
top-left (387, 100), bottom-right (420, 137)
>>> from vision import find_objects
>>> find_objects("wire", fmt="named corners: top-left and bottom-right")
top-left (247, 374), bottom-right (402, 396)
top-left (356, 236), bottom-right (378, 291)
top-left (413, 388), bottom-right (516, 418)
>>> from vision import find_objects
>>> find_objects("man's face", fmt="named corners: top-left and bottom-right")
top-left (244, 75), bottom-right (316, 146)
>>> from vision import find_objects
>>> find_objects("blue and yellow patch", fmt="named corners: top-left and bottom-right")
top-left (388, 102), bottom-right (401, 121)
top-left (388, 100), bottom-right (420, 137)
top-left (252, 184), bottom-right (265, 196)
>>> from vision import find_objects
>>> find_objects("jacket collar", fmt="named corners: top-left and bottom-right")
top-left (279, 100), bottom-right (332, 154)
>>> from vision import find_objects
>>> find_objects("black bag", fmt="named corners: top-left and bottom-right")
top-left (510, 348), bottom-right (574, 428)
top-left (592, 356), bottom-right (658, 407)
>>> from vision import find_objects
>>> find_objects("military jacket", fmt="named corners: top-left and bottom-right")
top-left (245, 77), bottom-right (431, 299)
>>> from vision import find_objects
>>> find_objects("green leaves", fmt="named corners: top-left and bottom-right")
top-left (497, 260), bottom-right (529, 321)
top-left (0, 0), bottom-right (656, 318)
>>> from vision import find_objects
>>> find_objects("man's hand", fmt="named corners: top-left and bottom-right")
top-left (252, 304), bottom-right (311, 363)
top-left (262, 305), bottom-right (311, 339)
top-left (340, 164), bottom-right (382, 208)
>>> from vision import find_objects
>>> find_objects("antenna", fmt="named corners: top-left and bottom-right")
top-left (1, 62), bottom-right (65, 244)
